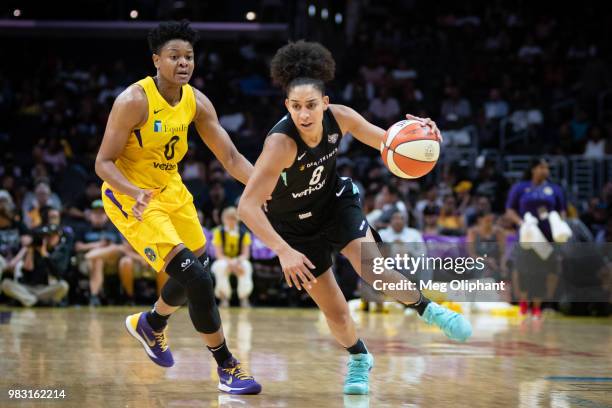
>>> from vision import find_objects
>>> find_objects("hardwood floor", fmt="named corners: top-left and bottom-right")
top-left (0, 307), bottom-right (610, 407)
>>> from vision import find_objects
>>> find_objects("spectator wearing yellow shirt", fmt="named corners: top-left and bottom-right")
top-left (211, 207), bottom-right (253, 307)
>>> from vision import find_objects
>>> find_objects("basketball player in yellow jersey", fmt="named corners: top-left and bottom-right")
top-left (95, 21), bottom-right (261, 394)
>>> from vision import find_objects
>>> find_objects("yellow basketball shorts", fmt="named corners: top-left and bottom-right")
top-left (101, 181), bottom-right (206, 272)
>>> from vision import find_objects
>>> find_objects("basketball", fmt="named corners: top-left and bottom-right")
top-left (380, 120), bottom-right (440, 179)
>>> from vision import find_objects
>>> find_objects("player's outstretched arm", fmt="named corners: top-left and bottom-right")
top-left (193, 89), bottom-right (253, 185)
top-left (330, 104), bottom-right (443, 149)
top-left (237, 133), bottom-right (316, 290)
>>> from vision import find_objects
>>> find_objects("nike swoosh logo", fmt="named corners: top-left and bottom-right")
top-left (336, 186), bottom-right (346, 196)
top-left (139, 328), bottom-right (156, 347)
top-left (154, 108), bottom-right (164, 114)
top-left (297, 152), bottom-right (307, 161)
top-left (227, 377), bottom-right (233, 385)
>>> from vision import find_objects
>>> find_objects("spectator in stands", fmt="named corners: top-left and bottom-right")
top-left (368, 87), bottom-right (401, 128)
top-left (379, 211), bottom-right (426, 248)
top-left (211, 207), bottom-right (253, 307)
top-left (570, 107), bottom-right (590, 145)
top-left (517, 35), bottom-right (543, 63)
top-left (181, 144), bottom-right (207, 182)
top-left (467, 210), bottom-right (507, 280)
top-left (583, 124), bottom-right (607, 159)
top-left (74, 199), bottom-right (123, 306)
top-left (414, 184), bottom-right (440, 230)
top-left (594, 213), bottom-right (612, 243)
top-left (440, 85), bottom-right (472, 129)
top-left (484, 88), bottom-right (509, 122)
top-left (368, 185), bottom-right (407, 229)
top-left (438, 195), bottom-right (465, 236)
top-left (580, 197), bottom-right (608, 237)
top-left (0, 189), bottom-right (27, 264)
top-left (65, 180), bottom-right (102, 223)
top-left (454, 180), bottom-right (473, 216)
top-left (472, 160), bottom-right (509, 213)
top-left (422, 204), bottom-right (441, 236)
top-left (21, 180), bottom-right (62, 229)
top-left (1, 224), bottom-right (70, 306)
top-left (202, 181), bottom-right (230, 228)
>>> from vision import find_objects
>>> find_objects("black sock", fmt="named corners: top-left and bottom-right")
top-left (208, 340), bottom-right (233, 367)
top-left (408, 292), bottom-right (431, 316)
top-left (146, 309), bottom-right (170, 331)
top-left (346, 339), bottom-right (368, 355)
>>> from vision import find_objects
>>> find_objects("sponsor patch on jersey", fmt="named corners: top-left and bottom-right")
top-left (543, 186), bottom-right (553, 195)
top-left (328, 133), bottom-right (339, 144)
top-left (154, 120), bottom-right (162, 133)
top-left (144, 247), bottom-right (157, 262)
top-left (291, 179), bottom-right (326, 198)
top-left (298, 212), bottom-right (312, 219)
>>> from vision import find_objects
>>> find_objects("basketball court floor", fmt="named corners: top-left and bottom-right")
top-left (1, 307), bottom-right (610, 407)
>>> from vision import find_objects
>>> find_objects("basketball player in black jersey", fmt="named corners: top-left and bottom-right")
top-left (238, 41), bottom-right (472, 394)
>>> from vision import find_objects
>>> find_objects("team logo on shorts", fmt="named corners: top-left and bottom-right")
top-left (144, 247), bottom-right (157, 262)
top-left (328, 133), bottom-right (338, 144)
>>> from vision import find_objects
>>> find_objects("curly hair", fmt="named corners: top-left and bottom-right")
top-left (270, 40), bottom-right (335, 94)
top-left (148, 20), bottom-right (198, 54)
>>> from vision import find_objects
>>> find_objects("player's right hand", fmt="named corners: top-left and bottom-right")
top-left (277, 245), bottom-right (317, 291)
top-left (132, 189), bottom-right (154, 221)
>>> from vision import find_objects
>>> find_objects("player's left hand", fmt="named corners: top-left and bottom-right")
top-left (132, 189), bottom-right (154, 221)
top-left (405, 114), bottom-right (443, 143)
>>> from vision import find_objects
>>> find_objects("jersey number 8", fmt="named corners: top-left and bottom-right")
top-left (309, 165), bottom-right (324, 185)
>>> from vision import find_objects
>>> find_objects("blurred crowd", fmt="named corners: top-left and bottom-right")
top-left (1, 1), bottom-right (611, 307)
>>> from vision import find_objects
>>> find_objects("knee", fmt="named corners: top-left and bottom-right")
top-left (239, 260), bottom-right (253, 275)
top-left (211, 259), bottom-right (228, 276)
top-left (119, 256), bottom-right (133, 270)
top-left (166, 248), bottom-right (213, 292)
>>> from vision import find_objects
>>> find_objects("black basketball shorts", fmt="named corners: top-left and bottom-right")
top-left (270, 194), bottom-right (370, 277)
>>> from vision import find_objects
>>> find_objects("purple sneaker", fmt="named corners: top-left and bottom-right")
top-left (125, 312), bottom-right (174, 367)
top-left (217, 357), bottom-right (262, 395)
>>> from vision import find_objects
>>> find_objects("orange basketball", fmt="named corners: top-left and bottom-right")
top-left (380, 119), bottom-right (440, 179)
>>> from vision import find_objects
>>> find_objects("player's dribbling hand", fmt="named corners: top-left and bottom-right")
top-left (277, 245), bottom-right (317, 290)
top-left (405, 114), bottom-right (443, 143)
top-left (132, 189), bottom-right (154, 221)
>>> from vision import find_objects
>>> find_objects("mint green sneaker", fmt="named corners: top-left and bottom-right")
top-left (420, 301), bottom-right (472, 342)
top-left (343, 353), bottom-right (374, 395)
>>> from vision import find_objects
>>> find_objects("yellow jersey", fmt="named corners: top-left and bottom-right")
top-left (115, 76), bottom-right (196, 190)
top-left (212, 227), bottom-right (252, 258)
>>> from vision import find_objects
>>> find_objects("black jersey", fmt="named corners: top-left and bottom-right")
top-left (266, 109), bottom-right (345, 222)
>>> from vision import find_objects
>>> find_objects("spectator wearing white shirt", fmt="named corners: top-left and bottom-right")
top-left (368, 88), bottom-right (400, 127)
top-left (583, 125), bottom-right (607, 159)
top-left (379, 211), bottom-right (426, 246)
top-left (484, 89), bottom-right (509, 121)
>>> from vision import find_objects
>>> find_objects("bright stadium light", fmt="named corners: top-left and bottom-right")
top-left (13, 9), bottom-right (21, 17)
top-left (308, 4), bottom-right (316, 17)
top-left (129, 10), bottom-right (139, 19)
top-left (335, 12), bottom-right (343, 24)
top-left (246, 11), bottom-right (256, 21)
top-left (321, 8), bottom-right (329, 20)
